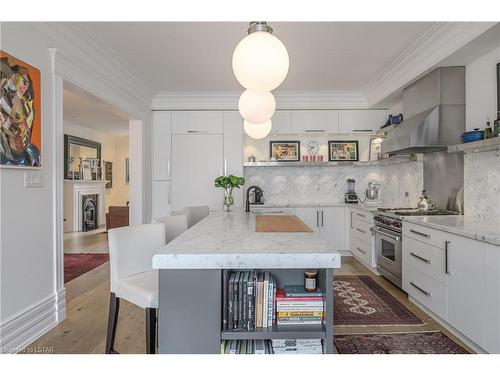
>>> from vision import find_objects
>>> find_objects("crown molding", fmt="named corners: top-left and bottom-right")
top-left (364, 22), bottom-right (497, 107)
top-left (151, 91), bottom-right (370, 110)
top-left (32, 23), bottom-right (152, 117)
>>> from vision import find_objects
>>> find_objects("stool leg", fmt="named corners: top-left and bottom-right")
top-left (146, 308), bottom-right (157, 354)
top-left (105, 292), bottom-right (120, 354)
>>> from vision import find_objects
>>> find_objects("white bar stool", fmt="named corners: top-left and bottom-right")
top-left (183, 205), bottom-right (209, 228)
top-left (153, 214), bottom-right (189, 244)
top-left (106, 223), bottom-right (165, 354)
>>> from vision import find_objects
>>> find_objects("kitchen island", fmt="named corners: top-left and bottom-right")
top-left (152, 211), bottom-right (341, 354)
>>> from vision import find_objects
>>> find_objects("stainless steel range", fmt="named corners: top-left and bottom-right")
top-left (372, 208), bottom-right (459, 288)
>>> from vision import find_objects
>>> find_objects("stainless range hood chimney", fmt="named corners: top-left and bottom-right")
top-left (380, 67), bottom-right (465, 155)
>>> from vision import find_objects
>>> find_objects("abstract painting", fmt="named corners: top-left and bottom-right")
top-left (0, 50), bottom-right (41, 168)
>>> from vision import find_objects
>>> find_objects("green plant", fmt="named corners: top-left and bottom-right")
top-left (214, 175), bottom-right (245, 190)
top-left (214, 175), bottom-right (245, 210)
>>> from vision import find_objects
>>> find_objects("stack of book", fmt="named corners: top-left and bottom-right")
top-left (222, 270), bottom-right (277, 331)
top-left (276, 285), bottom-right (324, 325)
top-left (221, 340), bottom-right (273, 354)
top-left (271, 339), bottom-right (323, 354)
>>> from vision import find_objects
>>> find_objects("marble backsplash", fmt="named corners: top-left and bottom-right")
top-left (464, 150), bottom-right (500, 220)
top-left (244, 161), bottom-right (423, 207)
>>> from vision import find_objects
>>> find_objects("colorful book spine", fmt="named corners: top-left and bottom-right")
top-left (267, 274), bottom-right (273, 326)
top-left (277, 311), bottom-right (323, 318)
top-left (262, 272), bottom-right (269, 328)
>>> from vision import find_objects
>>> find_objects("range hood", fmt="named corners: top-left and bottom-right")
top-left (380, 67), bottom-right (465, 155)
top-left (380, 105), bottom-right (466, 155)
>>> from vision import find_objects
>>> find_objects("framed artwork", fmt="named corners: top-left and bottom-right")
top-left (1, 50), bottom-right (42, 168)
top-left (104, 161), bottom-right (113, 188)
top-left (81, 160), bottom-right (92, 180)
top-left (270, 141), bottom-right (300, 162)
top-left (328, 140), bottom-right (359, 161)
top-left (497, 62), bottom-right (500, 112)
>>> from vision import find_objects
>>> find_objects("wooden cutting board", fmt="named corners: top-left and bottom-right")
top-left (255, 215), bottom-right (314, 233)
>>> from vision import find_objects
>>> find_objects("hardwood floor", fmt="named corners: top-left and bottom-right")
top-left (64, 227), bottom-right (108, 254)
top-left (26, 256), bottom-right (473, 354)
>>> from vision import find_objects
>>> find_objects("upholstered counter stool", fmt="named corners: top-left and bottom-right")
top-left (182, 205), bottom-right (209, 228)
top-left (106, 223), bottom-right (165, 354)
top-left (153, 214), bottom-right (189, 244)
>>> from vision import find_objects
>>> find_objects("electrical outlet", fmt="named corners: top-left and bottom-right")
top-left (405, 192), bottom-right (409, 197)
top-left (24, 172), bottom-right (44, 187)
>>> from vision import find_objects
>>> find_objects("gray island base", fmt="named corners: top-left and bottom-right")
top-left (152, 212), bottom-right (341, 354)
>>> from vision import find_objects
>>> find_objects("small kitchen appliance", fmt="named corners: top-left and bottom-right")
top-left (344, 178), bottom-right (358, 203)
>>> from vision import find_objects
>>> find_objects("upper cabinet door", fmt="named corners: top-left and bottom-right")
top-left (290, 110), bottom-right (339, 134)
top-left (172, 111), bottom-right (224, 134)
top-left (270, 111), bottom-right (292, 134)
top-left (338, 110), bottom-right (387, 134)
top-left (152, 111), bottom-right (172, 181)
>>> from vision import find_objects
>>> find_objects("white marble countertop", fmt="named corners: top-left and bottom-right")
top-left (251, 202), bottom-right (384, 212)
top-left (152, 212), bottom-right (341, 270)
top-left (403, 216), bottom-right (500, 246)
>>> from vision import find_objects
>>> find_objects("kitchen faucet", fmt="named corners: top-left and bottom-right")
top-left (245, 185), bottom-right (264, 212)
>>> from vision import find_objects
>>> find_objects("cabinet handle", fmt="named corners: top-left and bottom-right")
top-left (350, 212), bottom-right (354, 229)
top-left (187, 130), bottom-right (208, 133)
top-left (445, 240), bottom-right (451, 275)
top-left (356, 213), bottom-right (366, 218)
top-left (410, 252), bottom-right (430, 264)
top-left (223, 155), bottom-right (227, 176)
top-left (356, 247), bottom-right (366, 254)
top-left (356, 228), bottom-right (366, 234)
top-left (168, 184), bottom-right (171, 204)
top-left (167, 157), bottom-right (171, 178)
top-left (352, 129), bottom-right (373, 132)
top-left (410, 282), bottom-right (431, 296)
top-left (316, 211), bottom-right (319, 227)
top-left (305, 129), bottom-right (325, 133)
top-left (410, 229), bottom-right (430, 238)
top-left (321, 210), bottom-right (324, 227)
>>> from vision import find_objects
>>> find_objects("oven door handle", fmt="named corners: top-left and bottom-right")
top-left (370, 227), bottom-right (401, 242)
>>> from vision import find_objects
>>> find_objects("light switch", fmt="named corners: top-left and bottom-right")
top-left (24, 172), bottom-right (44, 187)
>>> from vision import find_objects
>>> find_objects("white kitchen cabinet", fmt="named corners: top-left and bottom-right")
top-left (348, 208), bottom-right (375, 268)
top-left (171, 134), bottom-right (223, 211)
top-left (172, 111), bottom-right (223, 134)
top-left (152, 111), bottom-right (172, 180)
top-left (223, 112), bottom-right (244, 208)
top-left (152, 180), bottom-right (171, 219)
top-left (485, 243), bottom-right (500, 353)
top-left (447, 236), bottom-right (486, 348)
top-left (294, 207), bottom-right (320, 232)
top-left (338, 110), bottom-right (387, 134)
top-left (270, 111), bottom-right (292, 134)
top-left (320, 207), bottom-right (348, 251)
top-left (290, 110), bottom-right (339, 134)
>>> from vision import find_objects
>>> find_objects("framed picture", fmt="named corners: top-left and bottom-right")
top-left (497, 62), bottom-right (500, 112)
top-left (328, 140), bottom-right (359, 161)
top-left (104, 161), bottom-right (113, 188)
top-left (125, 158), bottom-right (130, 184)
top-left (1, 50), bottom-right (42, 168)
top-left (81, 160), bottom-right (92, 180)
top-left (270, 141), bottom-right (300, 162)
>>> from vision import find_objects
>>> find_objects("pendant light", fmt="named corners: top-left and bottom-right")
top-left (232, 22), bottom-right (289, 92)
top-left (238, 89), bottom-right (276, 124)
top-left (243, 119), bottom-right (272, 139)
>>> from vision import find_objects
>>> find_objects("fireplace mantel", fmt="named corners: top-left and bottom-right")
top-left (63, 180), bottom-right (108, 233)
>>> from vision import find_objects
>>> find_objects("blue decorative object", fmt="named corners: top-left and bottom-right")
top-left (460, 128), bottom-right (484, 143)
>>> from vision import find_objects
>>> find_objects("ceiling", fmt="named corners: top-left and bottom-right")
top-left (82, 22), bottom-right (437, 93)
top-left (63, 83), bottom-right (130, 134)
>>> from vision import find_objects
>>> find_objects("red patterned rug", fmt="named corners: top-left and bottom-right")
top-left (64, 253), bottom-right (109, 283)
top-left (334, 275), bottom-right (423, 326)
top-left (334, 332), bottom-right (469, 354)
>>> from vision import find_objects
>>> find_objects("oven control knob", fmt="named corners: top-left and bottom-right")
top-left (393, 221), bottom-right (401, 228)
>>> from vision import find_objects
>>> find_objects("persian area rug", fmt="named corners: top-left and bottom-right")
top-left (334, 332), bottom-right (469, 354)
top-left (334, 275), bottom-right (423, 326)
top-left (64, 253), bottom-right (109, 283)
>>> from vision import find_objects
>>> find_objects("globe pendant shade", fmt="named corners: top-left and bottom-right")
top-left (232, 31), bottom-right (289, 91)
top-left (244, 119), bottom-right (272, 139)
top-left (238, 90), bottom-right (276, 124)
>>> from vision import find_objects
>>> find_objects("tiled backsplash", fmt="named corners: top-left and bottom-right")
top-left (464, 151), bottom-right (500, 220)
top-left (244, 161), bottom-right (423, 207)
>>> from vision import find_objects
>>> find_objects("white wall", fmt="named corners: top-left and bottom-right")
top-left (0, 22), bottom-right (150, 352)
top-left (464, 44), bottom-right (500, 220)
top-left (64, 121), bottom-right (129, 211)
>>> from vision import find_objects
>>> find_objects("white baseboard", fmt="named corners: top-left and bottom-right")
top-left (408, 296), bottom-right (487, 354)
top-left (0, 288), bottom-right (66, 353)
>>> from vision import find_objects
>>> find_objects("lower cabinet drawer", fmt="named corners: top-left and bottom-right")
top-left (403, 263), bottom-right (448, 320)
top-left (351, 236), bottom-right (373, 267)
top-left (403, 236), bottom-right (448, 286)
top-left (352, 217), bottom-right (373, 243)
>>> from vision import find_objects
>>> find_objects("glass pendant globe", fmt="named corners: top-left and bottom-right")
top-left (238, 90), bottom-right (276, 124)
top-left (243, 119), bottom-right (272, 140)
top-left (232, 31), bottom-right (289, 91)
